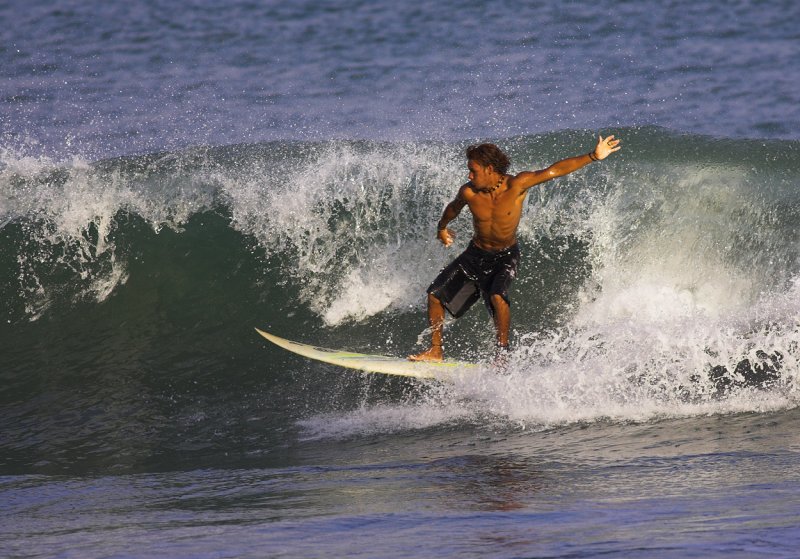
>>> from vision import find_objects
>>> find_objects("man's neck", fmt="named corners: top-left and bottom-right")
top-left (483, 174), bottom-right (505, 193)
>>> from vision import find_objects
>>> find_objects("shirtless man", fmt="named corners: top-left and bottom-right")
top-left (410, 134), bottom-right (621, 362)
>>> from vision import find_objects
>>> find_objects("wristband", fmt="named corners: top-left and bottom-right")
top-left (588, 152), bottom-right (599, 162)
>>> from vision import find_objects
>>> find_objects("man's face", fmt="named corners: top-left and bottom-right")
top-left (468, 160), bottom-right (494, 191)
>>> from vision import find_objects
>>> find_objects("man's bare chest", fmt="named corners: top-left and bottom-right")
top-left (466, 193), bottom-right (523, 222)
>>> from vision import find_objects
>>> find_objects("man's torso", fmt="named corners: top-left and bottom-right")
top-left (461, 175), bottom-right (527, 251)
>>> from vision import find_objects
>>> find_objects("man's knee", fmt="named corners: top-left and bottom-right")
top-left (490, 294), bottom-right (508, 311)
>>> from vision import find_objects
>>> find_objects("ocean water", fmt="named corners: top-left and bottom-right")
top-left (3, 1), bottom-right (800, 557)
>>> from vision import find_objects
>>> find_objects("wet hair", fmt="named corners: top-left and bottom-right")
top-left (466, 143), bottom-right (510, 175)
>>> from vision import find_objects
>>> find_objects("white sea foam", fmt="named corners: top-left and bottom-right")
top-left (300, 318), bottom-right (799, 440)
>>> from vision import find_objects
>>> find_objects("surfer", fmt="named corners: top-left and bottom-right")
top-left (409, 134), bottom-right (622, 362)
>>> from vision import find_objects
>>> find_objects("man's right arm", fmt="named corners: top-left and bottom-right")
top-left (436, 186), bottom-right (468, 246)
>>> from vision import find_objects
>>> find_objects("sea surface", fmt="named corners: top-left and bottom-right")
top-left (2, 1), bottom-right (800, 557)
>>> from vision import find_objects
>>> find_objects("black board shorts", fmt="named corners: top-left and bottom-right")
top-left (427, 241), bottom-right (520, 318)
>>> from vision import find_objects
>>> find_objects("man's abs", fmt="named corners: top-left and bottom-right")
top-left (470, 215), bottom-right (522, 251)
top-left (472, 235), bottom-right (517, 252)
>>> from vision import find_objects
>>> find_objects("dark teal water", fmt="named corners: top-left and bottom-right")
top-left (3, 0), bottom-right (800, 556)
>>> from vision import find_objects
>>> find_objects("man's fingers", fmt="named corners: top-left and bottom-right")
top-left (438, 229), bottom-right (454, 246)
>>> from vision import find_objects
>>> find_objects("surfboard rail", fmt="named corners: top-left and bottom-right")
top-left (255, 328), bottom-right (476, 380)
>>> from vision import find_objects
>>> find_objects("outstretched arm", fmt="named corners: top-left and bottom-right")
top-left (514, 134), bottom-right (621, 192)
top-left (435, 187), bottom-right (468, 247)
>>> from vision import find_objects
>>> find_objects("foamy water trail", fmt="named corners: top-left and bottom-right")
top-left (300, 313), bottom-right (799, 441)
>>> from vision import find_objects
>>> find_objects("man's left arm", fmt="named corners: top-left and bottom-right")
top-left (515, 134), bottom-right (621, 192)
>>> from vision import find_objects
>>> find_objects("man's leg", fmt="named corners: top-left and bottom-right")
top-left (408, 293), bottom-right (446, 362)
top-left (489, 294), bottom-right (511, 367)
top-left (490, 294), bottom-right (510, 348)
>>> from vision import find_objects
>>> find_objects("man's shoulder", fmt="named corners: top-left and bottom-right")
top-left (458, 182), bottom-right (475, 198)
top-left (508, 170), bottom-right (547, 192)
top-left (505, 174), bottom-right (528, 192)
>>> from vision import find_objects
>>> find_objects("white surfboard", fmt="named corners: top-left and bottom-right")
top-left (255, 328), bottom-right (477, 380)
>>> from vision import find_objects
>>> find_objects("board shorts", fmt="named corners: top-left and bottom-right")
top-left (427, 241), bottom-right (520, 318)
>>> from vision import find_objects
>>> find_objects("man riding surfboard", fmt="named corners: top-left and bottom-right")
top-left (410, 134), bottom-right (622, 362)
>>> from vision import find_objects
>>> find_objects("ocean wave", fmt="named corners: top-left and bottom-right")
top-left (3, 128), bottom-right (799, 325)
top-left (2, 128), bottom-right (800, 464)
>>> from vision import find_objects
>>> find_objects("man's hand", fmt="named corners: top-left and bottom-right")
top-left (592, 134), bottom-right (622, 160)
top-left (437, 228), bottom-right (455, 247)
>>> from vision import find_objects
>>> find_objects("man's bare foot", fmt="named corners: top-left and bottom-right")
top-left (408, 346), bottom-right (443, 362)
top-left (493, 344), bottom-right (510, 370)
